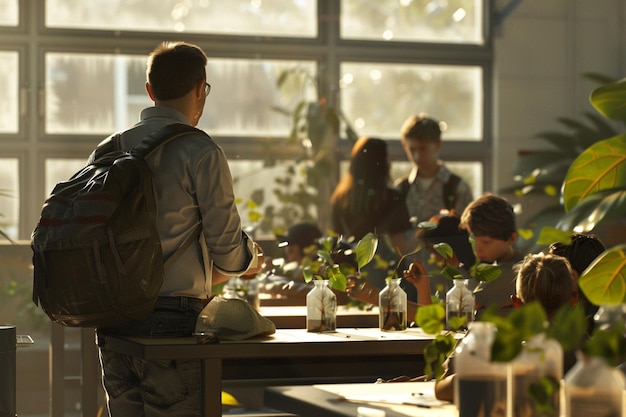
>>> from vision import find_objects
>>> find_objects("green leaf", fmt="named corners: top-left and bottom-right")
top-left (327, 266), bottom-right (347, 291)
top-left (583, 321), bottom-right (626, 366)
top-left (318, 250), bottom-right (334, 266)
top-left (590, 77), bottom-right (626, 121)
top-left (433, 242), bottom-right (453, 259)
top-left (557, 189), bottom-right (626, 233)
top-left (355, 232), bottom-right (378, 270)
top-left (303, 266), bottom-right (314, 283)
top-left (535, 227), bottom-right (573, 246)
top-left (440, 264), bottom-right (463, 280)
top-left (547, 304), bottom-right (586, 351)
top-left (578, 244), bottom-right (626, 305)
top-left (416, 304), bottom-right (445, 335)
top-left (471, 263), bottom-right (502, 282)
top-left (423, 333), bottom-right (457, 380)
top-left (562, 134), bottom-right (626, 212)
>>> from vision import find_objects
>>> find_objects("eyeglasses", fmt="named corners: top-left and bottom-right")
top-left (204, 82), bottom-right (211, 96)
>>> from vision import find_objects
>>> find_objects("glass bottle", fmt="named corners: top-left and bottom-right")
top-left (454, 322), bottom-right (509, 417)
top-left (511, 333), bottom-right (563, 417)
top-left (446, 278), bottom-right (475, 331)
top-left (306, 280), bottom-right (337, 333)
top-left (379, 278), bottom-right (407, 331)
top-left (564, 353), bottom-right (626, 417)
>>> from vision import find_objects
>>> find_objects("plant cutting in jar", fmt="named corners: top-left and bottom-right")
top-left (302, 232), bottom-right (378, 332)
top-left (302, 232), bottom-right (378, 291)
top-left (413, 234), bottom-right (502, 380)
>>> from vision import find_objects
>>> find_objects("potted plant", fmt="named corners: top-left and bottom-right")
top-left (302, 232), bottom-right (378, 332)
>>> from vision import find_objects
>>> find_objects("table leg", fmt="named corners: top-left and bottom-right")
top-left (202, 358), bottom-right (222, 417)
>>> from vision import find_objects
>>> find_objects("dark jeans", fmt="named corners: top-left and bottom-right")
top-left (97, 296), bottom-right (205, 417)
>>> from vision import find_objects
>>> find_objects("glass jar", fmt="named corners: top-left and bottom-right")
top-left (379, 278), bottom-right (407, 331)
top-left (306, 280), bottom-right (337, 333)
top-left (454, 322), bottom-right (509, 417)
top-left (564, 353), bottom-right (626, 417)
top-left (446, 279), bottom-right (475, 331)
top-left (511, 333), bottom-right (563, 417)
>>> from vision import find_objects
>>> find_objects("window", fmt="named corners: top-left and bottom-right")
top-left (7, 0), bottom-right (492, 247)
top-left (0, 51), bottom-right (18, 133)
top-left (45, 0), bottom-right (317, 37)
top-left (0, 0), bottom-right (18, 26)
top-left (341, 0), bottom-right (483, 44)
top-left (340, 62), bottom-right (483, 139)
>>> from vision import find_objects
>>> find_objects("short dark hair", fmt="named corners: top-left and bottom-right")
top-left (146, 41), bottom-right (207, 101)
top-left (548, 234), bottom-right (606, 275)
top-left (460, 193), bottom-right (516, 241)
top-left (400, 114), bottom-right (442, 144)
top-left (514, 253), bottom-right (574, 316)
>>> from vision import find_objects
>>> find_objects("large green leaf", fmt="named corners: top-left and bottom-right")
top-left (590, 77), bottom-right (626, 121)
top-left (355, 232), bottom-right (378, 270)
top-left (578, 244), bottom-right (626, 305)
top-left (557, 189), bottom-right (626, 233)
top-left (562, 134), bottom-right (626, 212)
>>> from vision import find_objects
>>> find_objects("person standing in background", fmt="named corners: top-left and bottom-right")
top-left (396, 114), bottom-right (474, 226)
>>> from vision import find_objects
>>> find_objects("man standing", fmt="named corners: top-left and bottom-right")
top-left (396, 114), bottom-right (474, 225)
top-left (95, 41), bottom-right (264, 417)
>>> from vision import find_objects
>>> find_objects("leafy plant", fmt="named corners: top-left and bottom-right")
top-left (302, 232), bottom-right (378, 292)
top-left (413, 238), bottom-right (504, 380)
top-left (501, 73), bottom-right (619, 252)
top-left (554, 77), bottom-right (626, 306)
top-left (237, 66), bottom-right (359, 235)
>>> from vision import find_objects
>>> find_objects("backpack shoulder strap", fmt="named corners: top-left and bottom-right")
top-left (396, 176), bottom-right (410, 201)
top-left (443, 173), bottom-right (462, 210)
top-left (93, 133), bottom-right (123, 160)
top-left (132, 123), bottom-right (207, 159)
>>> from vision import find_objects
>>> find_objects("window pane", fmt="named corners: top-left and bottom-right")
top-left (230, 160), bottom-right (316, 238)
top-left (46, 0), bottom-right (316, 38)
top-left (0, 0), bottom-right (18, 26)
top-left (0, 159), bottom-right (19, 240)
top-left (340, 62), bottom-right (482, 140)
top-left (44, 159), bottom-right (86, 195)
top-left (46, 52), bottom-right (315, 137)
top-left (201, 60), bottom-right (316, 136)
top-left (341, 0), bottom-right (483, 44)
top-left (46, 53), bottom-right (149, 134)
top-left (0, 51), bottom-right (19, 133)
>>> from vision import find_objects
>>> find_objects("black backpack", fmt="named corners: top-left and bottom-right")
top-left (32, 123), bottom-right (203, 328)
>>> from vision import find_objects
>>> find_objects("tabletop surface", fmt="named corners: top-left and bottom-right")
top-left (102, 327), bottom-right (439, 360)
top-left (265, 381), bottom-right (458, 417)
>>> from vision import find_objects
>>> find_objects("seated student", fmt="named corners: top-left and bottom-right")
top-left (417, 210), bottom-right (477, 296)
top-left (459, 193), bottom-right (524, 318)
top-left (547, 233), bottom-right (606, 333)
top-left (435, 252), bottom-right (579, 402)
top-left (346, 212), bottom-right (473, 321)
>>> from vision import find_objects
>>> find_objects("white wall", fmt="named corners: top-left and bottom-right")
top-left (492, 0), bottom-right (626, 222)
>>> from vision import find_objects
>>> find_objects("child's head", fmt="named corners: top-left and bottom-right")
top-left (548, 233), bottom-right (606, 314)
top-left (278, 222), bottom-right (322, 263)
top-left (459, 193), bottom-right (517, 263)
top-left (400, 114), bottom-right (444, 168)
top-left (512, 252), bottom-right (577, 318)
top-left (548, 234), bottom-right (605, 277)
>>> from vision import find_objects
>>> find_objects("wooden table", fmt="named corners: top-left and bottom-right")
top-left (100, 328), bottom-right (435, 416)
top-left (265, 381), bottom-right (458, 417)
